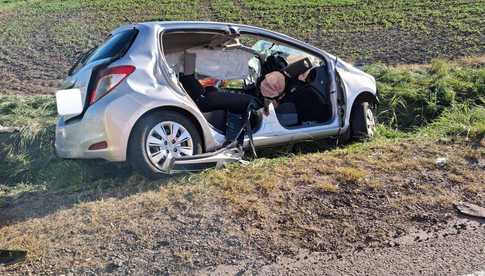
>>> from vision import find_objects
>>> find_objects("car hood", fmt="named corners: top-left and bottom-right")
top-left (335, 58), bottom-right (375, 83)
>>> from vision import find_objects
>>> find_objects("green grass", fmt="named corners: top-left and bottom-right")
top-left (0, 96), bottom-right (130, 194)
top-left (0, 95), bottom-right (56, 127)
top-left (1, 0), bottom-right (483, 55)
top-left (421, 103), bottom-right (485, 141)
top-left (0, 59), bottom-right (483, 199)
top-left (366, 60), bottom-right (485, 130)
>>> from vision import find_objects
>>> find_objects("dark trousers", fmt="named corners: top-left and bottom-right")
top-left (179, 75), bottom-right (259, 114)
top-left (179, 75), bottom-right (260, 143)
top-left (198, 87), bottom-right (258, 114)
top-left (200, 88), bottom-right (259, 143)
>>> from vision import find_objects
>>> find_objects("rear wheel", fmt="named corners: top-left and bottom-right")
top-left (128, 111), bottom-right (202, 178)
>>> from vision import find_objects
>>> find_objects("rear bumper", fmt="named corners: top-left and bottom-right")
top-left (55, 97), bottom-right (126, 161)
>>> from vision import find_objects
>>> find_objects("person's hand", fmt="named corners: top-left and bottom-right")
top-left (298, 68), bottom-right (312, 82)
top-left (260, 71), bottom-right (285, 98)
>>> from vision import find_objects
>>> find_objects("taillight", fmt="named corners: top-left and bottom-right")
top-left (89, 65), bottom-right (135, 104)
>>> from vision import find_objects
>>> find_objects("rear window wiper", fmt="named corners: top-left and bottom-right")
top-left (68, 47), bottom-right (96, 76)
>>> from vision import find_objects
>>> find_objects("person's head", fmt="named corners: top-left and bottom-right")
top-left (260, 71), bottom-right (285, 98)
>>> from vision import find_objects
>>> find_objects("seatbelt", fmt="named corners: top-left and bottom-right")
top-left (245, 107), bottom-right (257, 158)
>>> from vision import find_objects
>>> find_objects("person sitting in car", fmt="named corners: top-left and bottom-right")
top-left (179, 57), bottom-right (313, 148)
top-left (259, 57), bottom-right (314, 114)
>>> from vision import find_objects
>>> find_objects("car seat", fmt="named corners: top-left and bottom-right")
top-left (275, 102), bottom-right (299, 127)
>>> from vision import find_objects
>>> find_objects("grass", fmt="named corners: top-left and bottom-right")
top-left (422, 103), bottom-right (485, 141)
top-left (2, 134), bottom-right (482, 265)
top-left (0, 96), bottom-right (132, 197)
top-left (366, 59), bottom-right (485, 130)
top-left (316, 182), bottom-right (338, 193)
top-left (1, 58), bottom-right (483, 196)
top-left (0, 1), bottom-right (484, 273)
top-left (335, 167), bottom-right (367, 184)
top-left (0, 95), bottom-right (56, 128)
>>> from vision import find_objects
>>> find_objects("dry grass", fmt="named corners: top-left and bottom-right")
top-left (366, 180), bottom-right (384, 190)
top-left (1, 137), bottom-right (483, 272)
top-left (464, 184), bottom-right (484, 195)
top-left (0, 225), bottom-right (47, 258)
top-left (0, 189), bottom-right (172, 262)
top-left (316, 182), bottom-right (338, 193)
top-left (393, 193), bottom-right (459, 209)
top-left (335, 167), bottom-right (367, 184)
top-left (394, 55), bottom-right (485, 70)
top-left (173, 250), bottom-right (193, 265)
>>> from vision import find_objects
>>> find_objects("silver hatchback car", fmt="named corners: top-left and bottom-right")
top-left (55, 21), bottom-right (377, 177)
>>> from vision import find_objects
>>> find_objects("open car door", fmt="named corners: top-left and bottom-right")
top-left (160, 146), bottom-right (246, 173)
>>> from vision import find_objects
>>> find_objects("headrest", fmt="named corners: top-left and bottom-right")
top-left (184, 52), bottom-right (196, 75)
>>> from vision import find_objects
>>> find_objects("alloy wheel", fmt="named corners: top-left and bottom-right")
top-left (365, 108), bottom-right (376, 137)
top-left (145, 121), bottom-right (194, 170)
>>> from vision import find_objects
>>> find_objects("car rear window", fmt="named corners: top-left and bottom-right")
top-left (69, 28), bottom-right (138, 75)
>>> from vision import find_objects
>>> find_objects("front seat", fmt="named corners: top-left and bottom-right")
top-left (275, 102), bottom-right (299, 127)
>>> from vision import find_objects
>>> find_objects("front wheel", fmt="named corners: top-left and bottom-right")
top-left (128, 111), bottom-right (203, 178)
top-left (350, 101), bottom-right (376, 140)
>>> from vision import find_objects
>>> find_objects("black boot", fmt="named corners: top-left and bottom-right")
top-left (224, 112), bottom-right (244, 148)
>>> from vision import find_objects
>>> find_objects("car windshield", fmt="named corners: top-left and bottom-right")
top-left (252, 39), bottom-right (321, 66)
top-left (253, 40), bottom-right (304, 56)
top-left (68, 28), bottom-right (138, 75)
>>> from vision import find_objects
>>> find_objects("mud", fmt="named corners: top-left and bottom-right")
top-left (249, 218), bottom-right (485, 275)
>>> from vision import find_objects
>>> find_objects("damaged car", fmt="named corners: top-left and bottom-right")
top-left (55, 21), bottom-right (378, 177)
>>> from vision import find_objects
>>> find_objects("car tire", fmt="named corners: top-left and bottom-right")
top-left (349, 101), bottom-right (376, 140)
top-left (128, 110), bottom-right (203, 178)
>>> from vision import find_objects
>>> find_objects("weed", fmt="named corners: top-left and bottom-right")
top-left (421, 103), bottom-right (485, 141)
top-left (335, 167), bottom-right (367, 184)
top-left (365, 61), bottom-right (485, 131)
top-left (317, 182), bottom-right (338, 193)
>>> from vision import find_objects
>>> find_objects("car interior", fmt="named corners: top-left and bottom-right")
top-left (162, 31), bottom-right (333, 134)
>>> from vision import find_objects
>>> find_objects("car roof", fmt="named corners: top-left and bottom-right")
top-left (111, 21), bottom-right (335, 61)
top-left (112, 21), bottom-right (261, 34)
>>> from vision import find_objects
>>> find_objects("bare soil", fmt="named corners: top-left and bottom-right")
top-left (0, 140), bottom-right (483, 274)
top-left (0, 1), bottom-right (484, 95)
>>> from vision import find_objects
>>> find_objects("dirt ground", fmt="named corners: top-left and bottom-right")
top-left (249, 218), bottom-right (485, 276)
top-left (0, 140), bottom-right (483, 274)
top-left (0, 1), bottom-right (484, 274)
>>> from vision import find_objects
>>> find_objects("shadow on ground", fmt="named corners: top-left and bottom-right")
top-left (0, 126), bottom-right (341, 228)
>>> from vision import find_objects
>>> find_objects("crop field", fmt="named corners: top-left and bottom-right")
top-left (0, 0), bottom-right (484, 95)
top-left (0, 0), bottom-right (484, 274)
